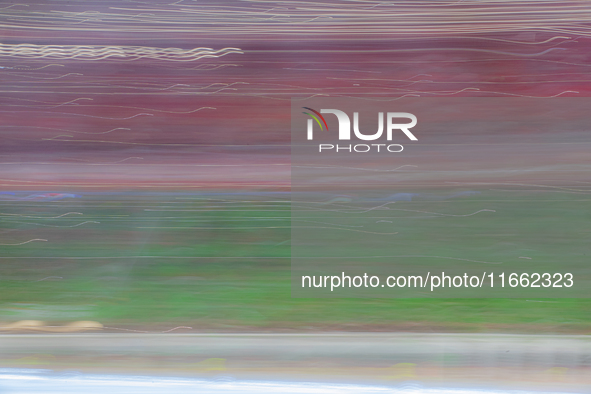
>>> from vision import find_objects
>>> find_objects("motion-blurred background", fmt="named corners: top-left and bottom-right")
top-left (0, 0), bottom-right (590, 392)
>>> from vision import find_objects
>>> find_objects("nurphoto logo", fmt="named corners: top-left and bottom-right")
top-left (302, 107), bottom-right (418, 153)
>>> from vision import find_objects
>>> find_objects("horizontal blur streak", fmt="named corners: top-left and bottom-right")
top-left (2, 1), bottom-right (591, 36)
top-left (0, 334), bottom-right (589, 392)
top-left (1, 2), bottom-right (591, 189)
top-left (0, 370), bottom-right (573, 394)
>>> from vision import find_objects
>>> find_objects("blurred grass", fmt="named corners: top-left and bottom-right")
top-left (2, 261), bottom-right (590, 331)
top-left (0, 193), bottom-right (589, 332)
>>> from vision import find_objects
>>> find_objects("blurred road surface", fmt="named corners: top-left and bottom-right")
top-left (0, 333), bottom-right (588, 393)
